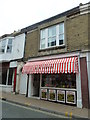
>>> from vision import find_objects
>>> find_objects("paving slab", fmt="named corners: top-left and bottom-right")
top-left (0, 91), bottom-right (89, 119)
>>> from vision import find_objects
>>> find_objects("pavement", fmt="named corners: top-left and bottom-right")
top-left (0, 91), bottom-right (89, 119)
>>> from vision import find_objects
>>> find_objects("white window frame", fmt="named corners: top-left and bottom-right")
top-left (6, 39), bottom-right (13, 53)
top-left (0, 39), bottom-right (7, 53)
top-left (0, 37), bottom-right (13, 54)
top-left (40, 22), bottom-right (65, 50)
top-left (48, 25), bottom-right (56, 47)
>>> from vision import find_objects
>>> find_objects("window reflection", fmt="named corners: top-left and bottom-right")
top-left (42, 73), bottom-right (76, 89)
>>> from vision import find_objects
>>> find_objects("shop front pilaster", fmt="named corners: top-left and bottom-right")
top-left (28, 74), bottom-right (32, 97)
top-left (76, 57), bottom-right (82, 108)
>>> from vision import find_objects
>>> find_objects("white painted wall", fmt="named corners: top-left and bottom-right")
top-left (12, 34), bottom-right (25, 60)
top-left (19, 73), bottom-right (27, 94)
top-left (28, 75), bottom-right (34, 97)
top-left (0, 33), bottom-right (25, 93)
top-left (0, 85), bottom-right (13, 92)
top-left (0, 33), bottom-right (25, 61)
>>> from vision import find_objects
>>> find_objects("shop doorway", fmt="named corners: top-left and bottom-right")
top-left (33, 74), bottom-right (40, 97)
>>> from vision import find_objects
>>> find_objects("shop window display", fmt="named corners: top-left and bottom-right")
top-left (41, 73), bottom-right (76, 89)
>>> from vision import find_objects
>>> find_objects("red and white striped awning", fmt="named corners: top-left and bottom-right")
top-left (22, 57), bottom-right (78, 74)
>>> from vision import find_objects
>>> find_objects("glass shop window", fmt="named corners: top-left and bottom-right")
top-left (42, 73), bottom-right (76, 89)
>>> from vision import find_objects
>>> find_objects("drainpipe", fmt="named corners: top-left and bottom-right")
top-left (26, 74), bottom-right (29, 97)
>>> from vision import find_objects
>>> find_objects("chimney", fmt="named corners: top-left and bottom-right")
top-left (79, 2), bottom-right (90, 14)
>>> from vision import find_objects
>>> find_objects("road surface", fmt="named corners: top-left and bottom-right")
top-left (1, 100), bottom-right (68, 119)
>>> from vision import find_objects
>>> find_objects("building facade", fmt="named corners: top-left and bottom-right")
top-left (21, 2), bottom-right (90, 109)
top-left (0, 2), bottom-right (89, 109)
top-left (0, 32), bottom-right (26, 93)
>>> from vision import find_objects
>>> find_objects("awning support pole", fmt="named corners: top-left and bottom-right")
top-left (26, 74), bottom-right (29, 97)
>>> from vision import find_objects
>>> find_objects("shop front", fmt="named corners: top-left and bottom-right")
top-left (22, 56), bottom-right (82, 108)
top-left (41, 73), bottom-right (77, 105)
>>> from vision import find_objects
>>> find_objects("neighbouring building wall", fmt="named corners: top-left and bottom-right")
top-left (80, 57), bottom-right (89, 108)
top-left (24, 29), bottom-right (39, 59)
top-left (87, 52), bottom-right (90, 108)
top-left (0, 33), bottom-right (25, 61)
top-left (88, 13), bottom-right (90, 51)
top-left (12, 33), bottom-right (25, 60)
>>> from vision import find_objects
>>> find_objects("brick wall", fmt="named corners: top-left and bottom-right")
top-left (24, 29), bottom-right (39, 59)
top-left (67, 14), bottom-right (88, 52)
top-left (24, 14), bottom-right (89, 59)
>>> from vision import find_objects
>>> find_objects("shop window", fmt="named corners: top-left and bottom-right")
top-left (42, 73), bottom-right (76, 89)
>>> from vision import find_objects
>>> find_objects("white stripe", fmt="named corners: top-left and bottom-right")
top-left (65, 62), bottom-right (67, 73)
top-left (71, 59), bottom-right (73, 73)
top-left (60, 63), bottom-right (62, 73)
top-left (68, 60), bottom-right (70, 73)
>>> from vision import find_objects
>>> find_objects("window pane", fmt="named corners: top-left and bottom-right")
top-left (7, 46), bottom-right (12, 53)
top-left (41, 39), bottom-right (45, 44)
top-left (59, 40), bottom-right (63, 45)
top-left (59, 23), bottom-right (64, 34)
top-left (42, 73), bottom-right (76, 89)
top-left (1, 48), bottom-right (5, 53)
top-left (59, 34), bottom-right (64, 40)
top-left (6, 39), bottom-right (12, 53)
top-left (1, 40), bottom-right (6, 53)
top-left (48, 26), bottom-right (56, 37)
top-left (52, 27), bottom-right (56, 35)
top-left (41, 30), bottom-right (46, 39)
top-left (59, 34), bottom-right (64, 45)
top-left (52, 36), bottom-right (56, 42)
top-left (51, 41), bottom-right (56, 46)
top-left (2, 40), bottom-right (6, 46)
top-left (48, 36), bottom-right (56, 47)
top-left (41, 44), bottom-right (45, 49)
top-left (8, 39), bottom-right (12, 44)
top-left (48, 28), bottom-right (52, 37)
top-left (48, 38), bottom-right (52, 43)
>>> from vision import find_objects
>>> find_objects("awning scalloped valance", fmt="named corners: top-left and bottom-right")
top-left (22, 57), bottom-right (78, 74)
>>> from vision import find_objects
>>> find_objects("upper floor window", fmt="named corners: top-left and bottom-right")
top-left (0, 38), bottom-right (13, 54)
top-left (41, 29), bottom-right (46, 49)
top-left (59, 23), bottom-right (64, 45)
top-left (48, 26), bottom-right (56, 47)
top-left (7, 39), bottom-right (12, 53)
top-left (40, 22), bottom-right (64, 49)
top-left (0, 40), bottom-right (6, 53)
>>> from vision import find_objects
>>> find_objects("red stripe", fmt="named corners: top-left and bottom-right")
top-left (59, 62), bottom-right (61, 73)
top-left (69, 58), bottom-right (72, 73)
top-left (72, 58), bottom-right (75, 73)
top-left (22, 57), bottom-right (78, 74)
